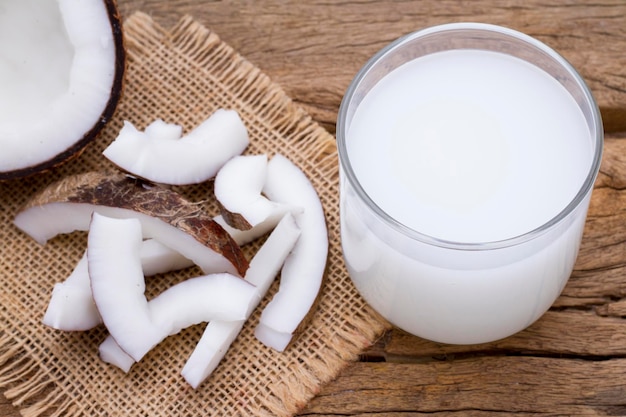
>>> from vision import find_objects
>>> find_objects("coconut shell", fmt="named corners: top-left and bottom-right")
top-left (22, 171), bottom-right (249, 276)
top-left (0, 0), bottom-right (126, 181)
top-left (217, 201), bottom-right (254, 231)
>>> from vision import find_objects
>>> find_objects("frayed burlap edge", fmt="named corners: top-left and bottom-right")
top-left (0, 12), bottom-right (391, 417)
top-left (0, 332), bottom-right (81, 417)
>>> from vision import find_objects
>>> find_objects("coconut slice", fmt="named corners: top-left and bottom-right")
top-left (144, 119), bottom-right (182, 141)
top-left (99, 335), bottom-right (135, 373)
top-left (148, 273), bottom-right (258, 334)
top-left (42, 253), bottom-right (100, 331)
top-left (43, 239), bottom-right (193, 331)
top-left (14, 171), bottom-right (248, 276)
top-left (0, 0), bottom-right (125, 180)
top-left (182, 213), bottom-right (301, 388)
top-left (214, 207), bottom-right (302, 246)
top-left (214, 154), bottom-right (269, 230)
top-left (88, 213), bottom-right (163, 362)
top-left (102, 109), bottom-right (249, 185)
top-left (100, 271), bottom-right (258, 368)
top-left (254, 154), bottom-right (328, 351)
top-left (214, 154), bottom-right (303, 232)
top-left (89, 213), bottom-right (257, 362)
top-left (214, 154), bottom-right (282, 230)
top-left (139, 238), bottom-right (194, 277)
top-left (102, 214), bottom-right (299, 376)
top-left (99, 272), bottom-right (259, 369)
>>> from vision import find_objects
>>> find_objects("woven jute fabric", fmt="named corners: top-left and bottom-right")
top-left (0, 12), bottom-right (389, 417)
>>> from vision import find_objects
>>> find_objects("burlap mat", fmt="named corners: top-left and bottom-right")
top-left (0, 12), bottom-right (390, 417)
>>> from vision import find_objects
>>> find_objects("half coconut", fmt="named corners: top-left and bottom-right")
top-left (0, 0), bottom-right (125, 180)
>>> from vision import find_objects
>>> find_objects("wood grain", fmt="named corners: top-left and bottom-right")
top-left (303, 358), bottom-right (626, 415)
top-left (2, 1), bottom-right (625, 416)
top-left (116, 0), bottom-right (626, 133)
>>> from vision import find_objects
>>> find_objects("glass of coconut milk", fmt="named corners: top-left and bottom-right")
top-left (337, 23), bottom-right (603, 344)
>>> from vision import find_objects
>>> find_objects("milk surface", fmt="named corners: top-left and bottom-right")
top-left (347, 49), bottom-right (591, 243)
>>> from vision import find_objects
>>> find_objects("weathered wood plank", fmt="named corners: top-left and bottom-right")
top-left (118, 0), bottom-right (626, 132)
top-left (299, 358), bottom-right (626, 416)
top-left (373, 309), bottom-right (626, 359)
top-left (596, 134), bottom-right (626, 189)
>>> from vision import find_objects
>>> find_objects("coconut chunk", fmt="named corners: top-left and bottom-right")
top-left (254, 154), bottom-right (328, 351)
top-left (182, 213), bottom-right (301, 388)
top-left (88, 213), bottom-right (162, 362)
top-left (214, 154), bottom-right (268, 230)
top-left (14, 171), bottom-right (248, 276)
top-left (214, 207), bottom-right (302, 246)
top-left (99, 335), bottom-right (135, 373)
top-left (89, 213), bottom-right (257, 363)
top-left (149, 273), bottom-right (259, 334)
top-left (144, 119), bottom-right (182, 141)
top-left (0, 0), bottom-right (124, 180)
top-left (103, 109), bottom-right (249, 185)
top-left (214, 154), bottom-right (277, 229)
top-left (102, 214), bottom-right (300, 376)
top-left (182, 320), bottom-right (245, 385)
top-left (99, 272), bottom-right (259, 369)
top-left (43, 239), bottom-right (193, 332)
top-left (42, 253), bottom-right (100, 331)
top-left (139, 238), bottom-right (194, 277)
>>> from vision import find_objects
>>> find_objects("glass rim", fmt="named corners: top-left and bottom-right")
top-left (336, 22), bottom-right (604, 251)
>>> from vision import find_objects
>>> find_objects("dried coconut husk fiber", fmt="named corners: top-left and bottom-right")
top-left (0, 12), bottom-right (390, 417)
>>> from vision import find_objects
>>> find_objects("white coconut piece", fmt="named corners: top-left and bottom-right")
top-left (214, 154), bottom-right (303, 234)
top-left (139, 238), bottom-right (194, 277)
top-left (14, 172), bottom-right (249, 276)
top-left (88, 213), bottom-right (163, 362)
top-left (90, 213), bottom-right (257, 363)
top-left (99, 335), bottom-right (135, 373)
top-left (103, 109), bottom-right (249, 185)
top-left (150, 273), bottom-right (258, 333)
top-left (182, 213), bottom-right (301, 388)
top-left (42, 253), bottom-right (100, 331)
top-left (182, 320), bottom-right (244, 384)
top-left (143, 119), bottom-right (182, 142)
top-left (101, 214), bottom-right (300, 376)
top-left (0, 0), bottom-right (124, 180)
top-left (214, 204), bottom-right (303, 246)
top-left (22, 202), bottom-right (244, 275)
top-left (43, 239), bottom-right (193, 331)
top-left (254, 154), bottom-right (328, 351)
top-left (214, 154), bottom-right (281, 229)
top-left (99, 272), bottom-right (259, 369)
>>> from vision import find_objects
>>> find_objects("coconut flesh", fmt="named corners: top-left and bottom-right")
top-left (254, 154), bottom-right (329, 351)
top-left (182, 213), bottom-right (301, 388)
top-left (100, 213), bottom-right (302, 380)
top-left (0, 0), bottom-right (124, 180)
top-left (103, 110), bottom-right (250, 185)
top-left (13, 98), bottom-right (330, 384)
top-left (214, 154), bottom-right (303, 242)
top-left (43, 240), bottom-right (194, 332)
top-left (13, 171), bottom-right (249, 276)
top-left (88, 213), bottom-right (257, 362)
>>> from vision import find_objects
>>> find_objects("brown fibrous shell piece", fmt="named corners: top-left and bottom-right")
top-left (217, 201), bottom-right (253, 231)
top-left (24, 171), bottom-right (249, 276)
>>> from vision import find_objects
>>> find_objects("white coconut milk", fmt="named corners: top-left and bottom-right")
top-left (341, 49), bottom-right (595, 343)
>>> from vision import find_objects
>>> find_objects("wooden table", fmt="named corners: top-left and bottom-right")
top-left (3, 1), bottom-right (625, 415)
